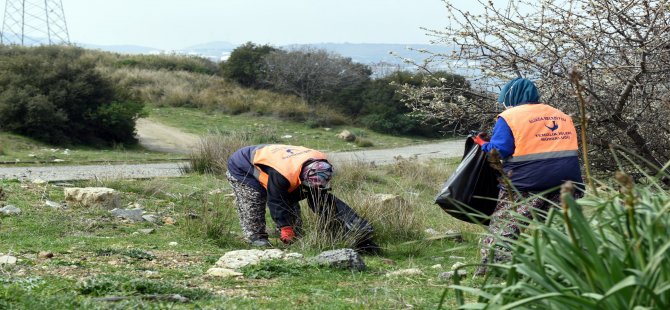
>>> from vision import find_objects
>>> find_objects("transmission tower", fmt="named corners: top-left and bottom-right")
top-left (1, 0), bottom-right (70, 45)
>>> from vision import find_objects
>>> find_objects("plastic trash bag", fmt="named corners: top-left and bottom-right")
top-left (435, 136), bottom-right (498, 225)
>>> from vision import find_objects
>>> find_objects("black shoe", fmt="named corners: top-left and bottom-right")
top-left (249, 238), bottom-right (271, 247)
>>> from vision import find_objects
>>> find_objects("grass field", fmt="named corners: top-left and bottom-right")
top-left (147, 107), bottom-right (445, 153)
top-left (0, 156), bottom-right (489, 309)
top-left (0, 132), bottom-right (183, 166)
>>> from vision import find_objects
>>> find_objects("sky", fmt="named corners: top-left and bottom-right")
top-left (8, 0), bottom-right (459, 50)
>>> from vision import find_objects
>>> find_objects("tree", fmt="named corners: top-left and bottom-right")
top-left (359, 71), bottom-right (469, 136)
top-left (0, 45), bottom-right (144, 146)
top-left (262, 47), bottom-right (371, 103)
top-left (400, 0), bottom-right (670, 172)
top-left (221, 42), bottom-right (277, 88)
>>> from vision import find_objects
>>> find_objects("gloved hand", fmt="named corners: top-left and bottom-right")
top-left (280, 226), bottom-right (296, 244)
top-left (472, 132), bottom-right (490, 146)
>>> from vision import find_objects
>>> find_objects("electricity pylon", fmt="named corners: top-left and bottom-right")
top-left (1, 0), bottom-right (70, 45)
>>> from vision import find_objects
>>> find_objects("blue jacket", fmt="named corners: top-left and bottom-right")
top-left (482, 78), bottom-right (582, 192)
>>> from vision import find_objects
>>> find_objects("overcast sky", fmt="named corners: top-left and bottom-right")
top-left (2, 0), bottom-right (465, 50)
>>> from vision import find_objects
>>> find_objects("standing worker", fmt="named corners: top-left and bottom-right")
top-left (472, 77), bottom-right (582, 275)
top-left (226, 144), bottom-right (380, 253)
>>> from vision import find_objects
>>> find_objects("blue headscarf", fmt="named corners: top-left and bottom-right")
top-left (497, 78), bottom-right (540, 107)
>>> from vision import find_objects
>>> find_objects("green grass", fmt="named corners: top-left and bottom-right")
top-left (0, 157), bottom-right (489, 309)
top-left (0, 132), bottom-right (183, 165)
top-left (147, 107), bottom-right (445, 152)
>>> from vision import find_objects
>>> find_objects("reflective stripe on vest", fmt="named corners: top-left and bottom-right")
top-left (251, 144), bottom-right (327, 192)
top-left (499, 104), bottom-right (578, 163)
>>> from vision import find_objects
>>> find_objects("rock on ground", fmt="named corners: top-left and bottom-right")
top-left (64, 187), bottom-right (120, 209)
top-left (215, 249), bottom-right (303, 270)
top-left (311, 248), bottom-right (365, 271)
top-left (0, 205), bottom-right (21, 216)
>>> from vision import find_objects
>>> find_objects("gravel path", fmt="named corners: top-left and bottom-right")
top-left (0, 119), bottom-right (466, 182)
top-left (0, 141), bottom-right (465, 182)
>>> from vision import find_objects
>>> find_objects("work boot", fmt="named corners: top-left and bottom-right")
top-left (249, 237), bottom-right (271, 247)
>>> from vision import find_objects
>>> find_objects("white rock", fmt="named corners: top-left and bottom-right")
top-left (431, 264), bottom-right (442, 269)
top-left (206, 268), bottom-right (243, 278)
top-left (215, 249), bottom-right (296, 270)
top-left (44, 200), bottom-right (62, 209)
top-left (169, 242), bottom-right (178, 246)
top-left (336, 130), bottom-right (356, 142)
top-left (281, 135), bottom-right (293, 139)
top-left (64, 187), bottom-right (120, 209)
top-left (0, 205), bottom-right (21, 215)
top-left (32, 179), bottom-right (47, 185)
top-left (451, 262), bottom-right (466, 270)
top-left (0, 255), bottom-right (17, 265)
top-left (386, 268), bottom-right (423, 277)
top-left (52, 159), bottom-right (65, 162)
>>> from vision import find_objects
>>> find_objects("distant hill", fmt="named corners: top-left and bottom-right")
top-left (72, 40), bottom-right (462, 76)
top-left (77, 43), bottom-right (161, 54)
top-left (287, 42), bottom-right (454, 65)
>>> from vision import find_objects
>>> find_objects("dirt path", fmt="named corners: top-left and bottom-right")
top-left (0, 119), bottom-right (466, 181)
top-left (136, 118), bottom-right (199, 154)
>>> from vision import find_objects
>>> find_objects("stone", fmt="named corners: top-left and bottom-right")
top-left (386, 268), bottom-right (423, 277)
top-left (311, 248), bottom-right (365, 271)
top-left (367, 194), bottom-right (406, 208)
top-left (206, 268), bottom-right (243, 278)
top-left (0, 205), bottom-right (21, 216)
top-left (162, 217), bottom-right (176, 225)
top-left (215, 249), bottom-right (302, 270)
top-left (32, 179), bottom-right (47, 185)
top-left (431, 264), bottom-right (443, 269)
top-left (142, 214), bottom-right (160, 223)
top-left (38, 251), bottom-right (54, 259)
top-left (64, 187), bottom-right (120, 209)
top-left (138, 229), bottom-right (155, 234)
top-left (169, 242), bottom-right (178, 246)
top-left (0, 255), bottom-right (17, 265)
top-left (336, 130), bottom-right (356, 142)
top-left (110, 208), bottom-right (144, 222)
top-left (438, 270), bottom-right (467, 281)
top-left (44, 200), bottom-right (62, 209)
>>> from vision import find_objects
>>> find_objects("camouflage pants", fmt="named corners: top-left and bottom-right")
top-left (226, 171), bottom-right (268, 241)
top-left (479, 188), bottom-right (562, 265)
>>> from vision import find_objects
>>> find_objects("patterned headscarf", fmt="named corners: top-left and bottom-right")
top-left (300, 160), bottom-right (334, 189)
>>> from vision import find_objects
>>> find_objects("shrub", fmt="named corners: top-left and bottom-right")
top-left (184, 128), bottom-right (279, 175)
top-left (113, 54), bottom-right (218, 74)
top-left (221, 42), bottom-right (277, 88)
top-left (446, 173), bottom-right (670, 309)
top-left (0, 45), bottom-right (144, 146)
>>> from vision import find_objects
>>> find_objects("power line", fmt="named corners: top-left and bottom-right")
top-left (1, 0), bottom-right (69, 45)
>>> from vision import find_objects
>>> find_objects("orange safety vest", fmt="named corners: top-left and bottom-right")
top-left (251, 145), bottom-right (327, 192)
top-left (499, 104), bottom-right (578, 162)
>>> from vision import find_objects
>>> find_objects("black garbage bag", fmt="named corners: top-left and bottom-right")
top-left (435, 136), bottom-right (499, 225)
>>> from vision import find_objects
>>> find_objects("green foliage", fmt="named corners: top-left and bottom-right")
top-left (114, 54), bottom-right (218, 74)
top-left (447, 174), bottom-right (670, 309)
top-left (241, 259), bottom-right (308, 279)
top-left (355, 71), bottom-right (468, 137)
top-left (77, 275), bottom-right (210, 300)
top-left (0, 45), bottom-right (145, 146)
top-left (221, 41), bottom-right (277, 88)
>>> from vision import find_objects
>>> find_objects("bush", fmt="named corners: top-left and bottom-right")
top-left (446, 173), bottom-right (670, 309)
top-left (0, 45), bottom-right (144, 146)
top-left (185, 128), bottom-right (279, 175)
top-left (114, 54), bottom-right (218, 74)
top-left (221, 42), bottom-right (277, 88)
